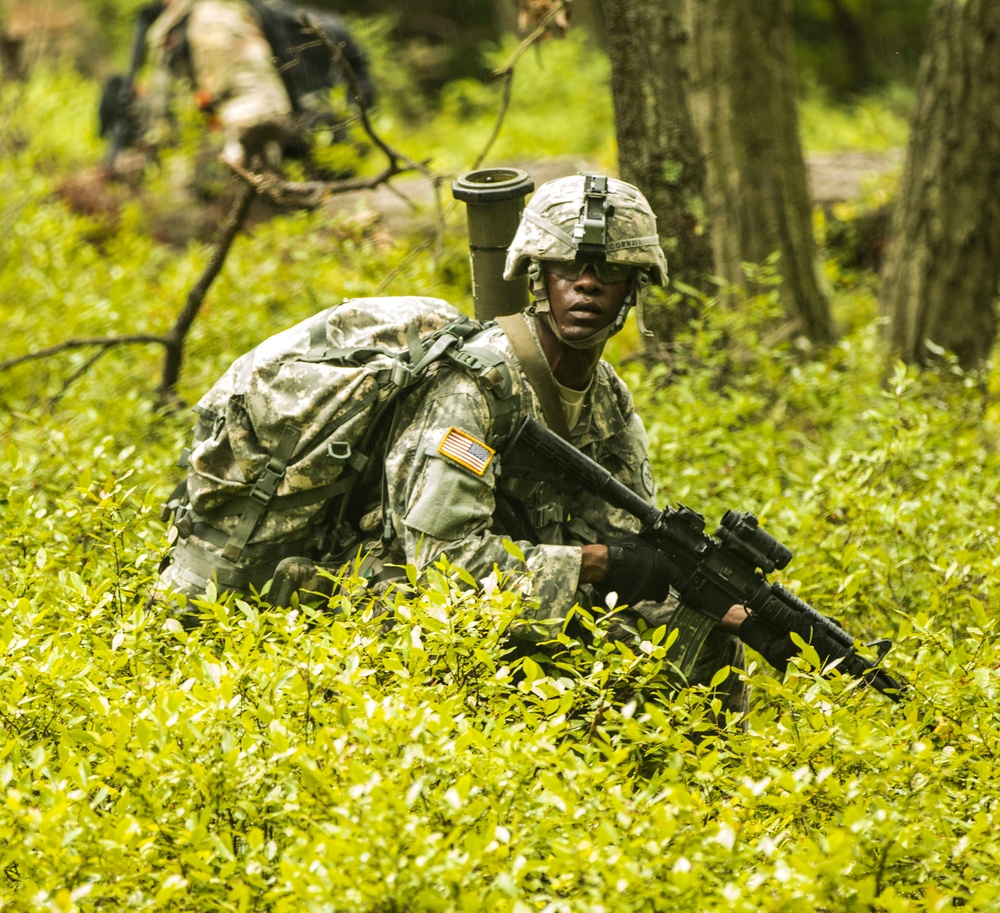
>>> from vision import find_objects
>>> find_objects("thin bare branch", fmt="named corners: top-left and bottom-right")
top-left (473, 70), bottom-right (516, 169)
top-left (157, 181), bottom-right (256, 399)
top-left (494, 0), bottom-right (574, 77)
top-left (302, 13), bottom-right (405, 172)
top-left (429, 177), bottom-right (448, 263)
top-left (48, 344), bottom-right (114, 409)
top-left (0, 334), bottom-right (166, 372)
top-left (374, 235), bottom-right (436, 297)
top-left (474, 0), bottom-right (570, 168)
top-left (227, 160), bottom-right (426, 209)
top-left (1, 180), bottom-right (254, 408)
top-left (383, 181), bottom-right (424, 212)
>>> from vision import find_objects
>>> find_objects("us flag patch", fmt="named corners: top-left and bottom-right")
top-left (437, 426), bottom-right (495, 476)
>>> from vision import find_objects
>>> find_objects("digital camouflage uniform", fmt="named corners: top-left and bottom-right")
top-left (377, 312), bottom-right (747, 715)
top-left (155, 172), bottom-right (747, 715)
top-left (147, 0), bottom-right (293, 165)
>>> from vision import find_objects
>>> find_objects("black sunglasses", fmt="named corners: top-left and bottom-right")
top-left (541, 259), bottom-right (636, 284)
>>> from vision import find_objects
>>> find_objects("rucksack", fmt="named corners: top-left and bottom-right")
top-left (246, 0), bottom-right (376, 111)
top-left (162, 297), bottom-right (518, 597)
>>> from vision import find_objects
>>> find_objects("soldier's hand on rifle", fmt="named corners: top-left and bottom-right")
top-left (738, 611), bottom-right (843, 673)
top-left (588, 534), bottom-right (675, 606)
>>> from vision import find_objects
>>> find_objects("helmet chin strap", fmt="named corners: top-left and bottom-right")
top-left (633, 271), bottom-right (653, 338)
top-left (525, 259), bottom-right (641, 351)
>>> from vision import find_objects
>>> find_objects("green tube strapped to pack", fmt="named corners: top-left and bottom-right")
top-left (452, 168), bottom-right (535, 322)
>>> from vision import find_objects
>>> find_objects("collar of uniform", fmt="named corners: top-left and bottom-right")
top-left (501, 312), bottom-right (633, 448)
top-left (569, 362), bottom-right (632, 448)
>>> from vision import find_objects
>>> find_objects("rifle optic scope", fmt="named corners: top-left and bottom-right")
top-left (717, 509), bottom-right (793, 574)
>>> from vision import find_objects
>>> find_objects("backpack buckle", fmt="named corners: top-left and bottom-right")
top-left (249, 460), bottom-right (284, 505)
top-left (412, 332), bottom-right (461, 374)
top-left (389, 362), bottom-right (414, 388)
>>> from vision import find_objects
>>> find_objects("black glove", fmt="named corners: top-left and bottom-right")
top-left (739, 612), bottom-right (844, 673)
top-left (597, 535), bottom-right (675, 606)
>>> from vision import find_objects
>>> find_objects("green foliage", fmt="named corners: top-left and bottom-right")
top-left (5, 431), bottom-right (1000, 910)
top-left (800, 85), bottom-right (913, 152)
top-left (6, 50), bottom-right (1000, 913)
top-left (86, 0), bottom-right (157, 70)
top-left (793, 0), bottom-right (933, 96)
top-left (0, 66), bottom-right (104, 173)
top-left (377, 32), bottom-right (617, 174)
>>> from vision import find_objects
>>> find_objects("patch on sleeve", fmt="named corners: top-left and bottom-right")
top-left (437, 426), bottom-right (495, 476)
top-left (640, 459), bottom-right (655, 497)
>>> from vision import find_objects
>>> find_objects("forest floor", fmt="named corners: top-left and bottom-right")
top-left (329, 149), bottom-right (906, 235)
top-left (58, 148), bottom-right (905, 247)
top-left (805, 149), bottom-right (903, 202)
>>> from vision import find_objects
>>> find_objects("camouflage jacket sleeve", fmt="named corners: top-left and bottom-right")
top-left (384, 367), bottom-right (585, 620)
top-left (145, 0), bottom-right (194, 128)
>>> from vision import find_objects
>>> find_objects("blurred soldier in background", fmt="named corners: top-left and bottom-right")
top-left (99, 0), bottom-right (374, 174)
top-left (146, 0), bottom-right (293, 168)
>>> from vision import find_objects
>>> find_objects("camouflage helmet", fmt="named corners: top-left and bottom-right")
top-left (503, 173), bottom-right (668, 285)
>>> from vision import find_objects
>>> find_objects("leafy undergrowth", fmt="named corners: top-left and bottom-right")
top-left (799, 84), bottom-right (912, 152)
top-left (2, 527), bottom-right (999, 911)
top-left (4, 56), bottom-right (1000, 913)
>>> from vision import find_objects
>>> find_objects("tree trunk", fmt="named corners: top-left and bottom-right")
top-left (828, 0), bottom-right (874, 93)
top-left (880, 0), bottom-right (1000, 370)
top-left (601, 0), bottom-right (713, 339)
top-left (686, 0), bottom-right (835, 344)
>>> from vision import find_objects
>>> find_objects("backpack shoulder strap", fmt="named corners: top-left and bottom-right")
top-left (221, 421), bottom-right (302, 562)
top-left (441, 338), bottom-right (519, 445)
top-left (495, 313), bottom-right (571, 441)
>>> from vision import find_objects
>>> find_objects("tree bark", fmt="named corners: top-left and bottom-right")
top-left (686, 0), bottom-right (835, 344)
top-left (880, 0), bottom-right (1000, 370)
top-left (601, 0), bottom-right (713, 339)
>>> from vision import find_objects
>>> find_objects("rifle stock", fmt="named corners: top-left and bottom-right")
top-left (502, 416), bottom-right (904, 701)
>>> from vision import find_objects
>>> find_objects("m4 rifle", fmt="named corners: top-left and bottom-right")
top-left (502, 416), bottom-right (904, 701)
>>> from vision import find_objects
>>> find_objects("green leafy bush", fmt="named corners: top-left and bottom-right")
top-left (799, 82), bottom-right (912, 154)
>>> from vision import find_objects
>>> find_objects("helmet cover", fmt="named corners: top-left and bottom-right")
top-left (504, 173), bottom-right (668, 285)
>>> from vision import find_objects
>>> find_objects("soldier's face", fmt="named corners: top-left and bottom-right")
top-left (543, 261), bottom-right (631, 343)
